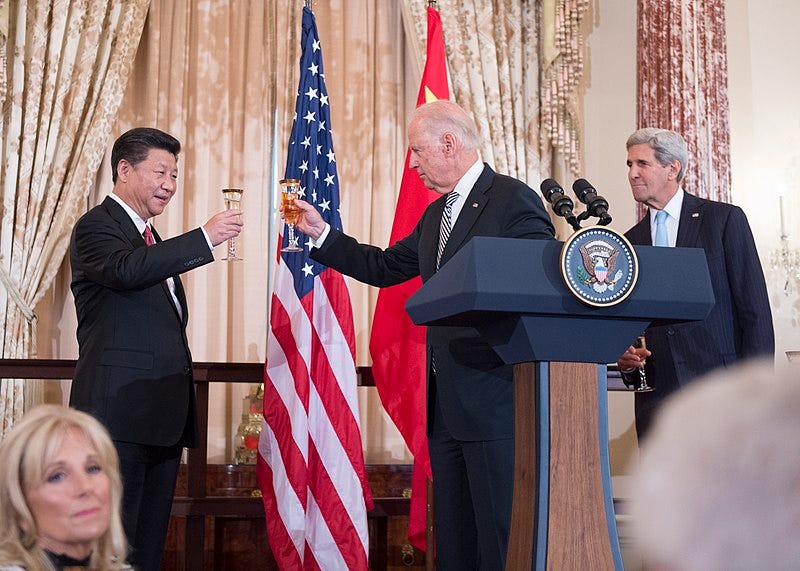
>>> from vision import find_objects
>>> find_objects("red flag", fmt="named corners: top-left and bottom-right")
top-left (257, 7), bottom-right (373, 569)
top-left (368, 6), bottom-right (449, 552)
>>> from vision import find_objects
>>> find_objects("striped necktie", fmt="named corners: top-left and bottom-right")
top-left (654, 210), bottom-right (669, 247)
top-left (437, 191), bottom-right (459, 270)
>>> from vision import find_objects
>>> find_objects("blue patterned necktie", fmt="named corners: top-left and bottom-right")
top-left (436, 191), bottom-right (459, 269)
top-left (654, 210), bottom-right (669, 247)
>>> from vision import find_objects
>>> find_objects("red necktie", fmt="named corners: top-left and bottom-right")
top-left (143, 224), bottom-right (155, 246)
top-left (143, 224), bottom-right (177, 312)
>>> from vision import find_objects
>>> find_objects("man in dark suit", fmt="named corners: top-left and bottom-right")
top-left (617, 127), bottom-right (774, 439)
top-left (69, 127), bottom-right (242, 570)
top-left (289, 100), bottom-right (555, 569)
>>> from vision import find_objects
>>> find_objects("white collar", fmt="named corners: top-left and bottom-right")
top-left (452, 158), bottom-right (484, 198)
top-left (109, 192), bottom-right (149, 234)
top-left (650, 187), bottom-right (684, 223)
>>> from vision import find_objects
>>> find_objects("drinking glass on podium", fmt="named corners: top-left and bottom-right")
top-left (280, 178), bottom-right (303, 253)
top-left (221, 188), bottom-right (244, 261)
top-left (631, 335), bottom-right (654, 392)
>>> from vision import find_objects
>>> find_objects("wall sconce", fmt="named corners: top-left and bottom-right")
top-left (771, 196), bottom-right (800, 295)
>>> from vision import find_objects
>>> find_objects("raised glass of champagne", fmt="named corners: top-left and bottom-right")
top-left (222, 188), bottom-right (244, 261)
top-left (279, 179), bottom-right (303, 253)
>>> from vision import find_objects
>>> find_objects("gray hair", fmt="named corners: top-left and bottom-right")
top-left (410, 100), bottom-right (481, 152)
top-left (632, 360), bottom-right (800, 570)
top-left (626, 127), bottom-right (688, 182)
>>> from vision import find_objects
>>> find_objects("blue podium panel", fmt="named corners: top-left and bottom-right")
top-left (406, 237), bottom-right (714, 364)
top-left (480, 315), bottom-right (648, 364)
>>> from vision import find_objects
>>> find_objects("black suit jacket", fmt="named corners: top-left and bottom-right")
top-left (625, 192), bottom-right (774, 433)
top-left (69, 197), bottom-right (214, 447)
top-left (311, 164), bottom-right (555, 441)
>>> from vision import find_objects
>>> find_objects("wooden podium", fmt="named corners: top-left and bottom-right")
top-left (406, 237), bottom-right (713, 570)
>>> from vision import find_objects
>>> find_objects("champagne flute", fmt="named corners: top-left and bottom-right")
top-left (280, 178), bottom-right (303, 253)
top-left (631, 335), bottom-right (654, 392)
top-left (222, 188), bottom-right (244, 261)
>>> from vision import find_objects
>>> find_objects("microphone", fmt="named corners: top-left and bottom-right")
top-left (540, 178), bottom-right (580, 230)
top-left (572, 178), bottom-right (612, 225)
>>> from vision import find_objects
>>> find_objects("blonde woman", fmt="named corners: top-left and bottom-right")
top-left (0, 405), bottom-right (129, 570)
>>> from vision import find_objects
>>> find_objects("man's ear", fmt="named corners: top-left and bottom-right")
top-left (117, 159), bottom-right (132, 183)
top-left (667, 159), bottom-right (681, 180)
top-left (441, 132), bottom-right (457, 156)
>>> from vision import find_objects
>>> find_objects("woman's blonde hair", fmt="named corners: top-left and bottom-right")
top-left (0, 405), bottom-right (128, 570)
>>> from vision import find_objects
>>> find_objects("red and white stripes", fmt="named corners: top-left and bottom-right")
top-left (257, 258), bottom-right (372, 570)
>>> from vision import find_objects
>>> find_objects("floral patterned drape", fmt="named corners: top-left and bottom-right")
top-left (402, 0), bottom-right (589, 238)
top-left (637, 0), bottom-right (730, 203)
top-left (403, 0), bottom-right (546, 184)
top-left (1, 0), bottom-right (7, 109)
top-left (0, 0), bottom-right (149, 435)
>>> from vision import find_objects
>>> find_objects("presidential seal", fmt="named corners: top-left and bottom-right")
top-left (560, 226), bottom-right (638, 307)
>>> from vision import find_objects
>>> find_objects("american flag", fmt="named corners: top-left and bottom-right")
top-left (256, 7), bottom-right (373, 570)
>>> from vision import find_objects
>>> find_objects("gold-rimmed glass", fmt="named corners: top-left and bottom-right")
top-left (279, 179), bottom-right (303, 253)
top-left (222, 188), bottom-right (243, 261)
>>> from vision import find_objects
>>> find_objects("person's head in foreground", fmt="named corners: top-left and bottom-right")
top-left (0, 405), bottom-right (128, 570)
top-left (632, 360), bottom-right (800, 571)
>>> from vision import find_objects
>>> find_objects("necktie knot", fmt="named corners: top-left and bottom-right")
top-left (143, 224), bottom-right (155, 246)
top-left (654, 210), bottom-right (669, 247)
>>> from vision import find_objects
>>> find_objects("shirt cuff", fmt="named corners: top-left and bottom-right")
top-left (312, 223), bottom-right (331, 248)
top-left (200, 227), bottom-right (214, 254)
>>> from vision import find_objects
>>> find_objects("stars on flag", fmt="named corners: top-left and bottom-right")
top-left (281, 9), bottom-right (343, 298)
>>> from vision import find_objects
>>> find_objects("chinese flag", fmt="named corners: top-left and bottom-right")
top-left (368, 6), bottom-right (449, 552)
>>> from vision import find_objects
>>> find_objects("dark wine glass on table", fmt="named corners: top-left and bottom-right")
top-left (631, 335), bottom-right (654, 392)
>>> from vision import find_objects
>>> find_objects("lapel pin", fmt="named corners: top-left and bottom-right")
top-left (472, 202), bottom-right (479, 208)
top-left (692, 213), bottom-right (699, 218)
